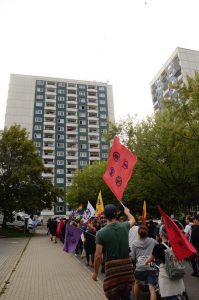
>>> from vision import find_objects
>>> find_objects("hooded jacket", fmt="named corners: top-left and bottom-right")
top-left (131, 237), bottom-right (158, 271)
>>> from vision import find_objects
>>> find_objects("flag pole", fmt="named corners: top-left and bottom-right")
top-left (120, 201), bottom-right (126, 209)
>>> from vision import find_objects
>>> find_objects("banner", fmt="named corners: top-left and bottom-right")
top-left (142, 200), bottom-right (146, 225)
top-left (95, 190), bottom-right (104, 216)
top-left (158, 206), bottom-right (197, 260)
top-left (103, 135), bottom-right (137, 201)
top-left (82, 201), bottom-right (95, 223)
top-left (63, 224), bottom-right (82, 253)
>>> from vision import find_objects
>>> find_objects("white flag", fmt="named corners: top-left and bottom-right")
top-left (82, 201), bottom-right (95, 223)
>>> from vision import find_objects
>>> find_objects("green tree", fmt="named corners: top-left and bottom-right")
top-left (0, 125), bottom-right (64, 227)
top-left (66, 161), bottom-right (119, 210)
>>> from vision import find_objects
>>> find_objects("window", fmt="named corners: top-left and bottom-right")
top-left (36, 102), bottom-right (43, 107)
top-left (58, 89), bottom-right (65, 95)
top-left (80, 152), bottom-right (87, 157)
top-left (56, 205), bottom-right (64, 212)
top-left (99, 93), bottom-right (106, 98)
top-left (99, 86), bottom-right (105, 91)
top-left (57, 126), bottom-right (64, 131)
top-left (100, 106), bottom-right (106, 111)
top-left (100, 114), bottom-right (107, 119)
top-left (102, 144), bottom-right (108, 150)
top-left (79, 120), bottom-right (86, 125)
top-left (102, 153), bottom-right (108, 158)
top-left (58, 82), bottom-right (66, 87)
top-left (58, 96), bottom-right (65, 101)
top-left (79, 112), bottom-right (86, 118)
top-left (36, 150), bottom-right (41, 156)
top-left (57, 160), bottom-right (64, 165)
top-left (79, 127), bottom-right (86, 133)
top-left (34, 125), bottom-right (42, 130)
top-left (80, 161), bottom-right (87, 166)
top-left (79, 105), bottom-right (85, 110)
top-left (58, 111), bottom-right (65, 116)
top-left (79, 98), bottom-right (86, 103)
top-left (80, 144), bottom-right (87, 149)
top-left (80, 136), bottom-right (86, 141)
top-left (34, 133), bottom-right (41, 139)
top-left (99, 100), bottom-right (106, 105)
top-left (37, 87), bottom-right (44, 92)
top-left (57, 143), bottom-right (64, 148)
top-left (35, 117), bottom-right (42, 122)
top-left (58, 104), bottom-right (65, 108)
top-left (79, 85), bottom-right (86, 89)
top-left (36, 94), bottom-right (44, 100)
top-left (35, 109), bottom-right (42, 115)
top-left (57, 134), bottom-right (64, 140)
top-left (57, 151), bottom-right (64, 157)
top-left (57, 169), bottom-right (64, 174)
top-left (57, 119), bottom-right (65, 124)
top-left (35, 142), bottom-right (41, 147)
top-left (100, 121), bottom-right (107, 126)
top-left (101, 129), bottom-right (107, 134)
top-left (79, 91), bottom-right (86, 96)
top-left (37, 80), bottom-right (45, 85)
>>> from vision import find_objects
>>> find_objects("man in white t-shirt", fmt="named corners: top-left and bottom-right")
top-left (184, 215), bottom-right (193, 241)
top-left (129, 224), bottom-right (139, 255)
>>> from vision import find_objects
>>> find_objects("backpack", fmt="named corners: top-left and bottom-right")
top-left (162, 243), bottom-right (185, 280)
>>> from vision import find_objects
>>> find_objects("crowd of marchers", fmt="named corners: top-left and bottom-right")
top-left (45, 209), bottom-right (199, 300)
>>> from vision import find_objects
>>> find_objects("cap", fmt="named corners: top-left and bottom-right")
top-left (104, 204), bottom-right (117, 219)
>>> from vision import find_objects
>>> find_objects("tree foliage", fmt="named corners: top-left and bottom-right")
top-left (0, 125), bottom-right (64, 225)
top-left (67, 72), bottom-right (199, 217)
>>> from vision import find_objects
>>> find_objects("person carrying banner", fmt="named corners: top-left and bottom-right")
top-left (190, 214), bottom-right (199, 277)
top-left (92, 204), bottom-right (135, 300)
top-left (145, 226), bottom-right (185, 300)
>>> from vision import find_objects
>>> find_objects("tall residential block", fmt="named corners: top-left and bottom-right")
top-left (150, 47), bottom-right (199, 112)
top-left (5, 74), bottom-right (114, 191)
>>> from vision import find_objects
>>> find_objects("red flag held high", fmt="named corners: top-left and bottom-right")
top-left (103, 136), bottom-right (137, 201)
top-left (158, 206), bottom-right (197, 260)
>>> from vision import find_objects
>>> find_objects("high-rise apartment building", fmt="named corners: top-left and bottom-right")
top-left (5, 74), bottom-right (114, 191)
top-left (150, 47), bottom-right (199, 112)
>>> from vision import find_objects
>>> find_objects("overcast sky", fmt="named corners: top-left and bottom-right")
top-left (0, 0), bottom-right (199, 129)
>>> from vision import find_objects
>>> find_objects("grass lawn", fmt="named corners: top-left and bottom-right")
top-left (0, 226), bottom-right (33, 238)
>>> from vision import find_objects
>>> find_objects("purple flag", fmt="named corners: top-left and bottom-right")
top-left (63, 224), bottom-right (82, 253)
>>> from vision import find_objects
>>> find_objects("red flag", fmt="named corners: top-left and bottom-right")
top-left (142, 201), bottom-right (146, 225)
top-left (103, 136), bottom-right (137, 201)
top-left (158, 206), bottom-right (197, 260)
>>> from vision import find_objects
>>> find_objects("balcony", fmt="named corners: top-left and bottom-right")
top-left (67, 96), bottom-right (77, 103)
top-left (66, 163), bottom-right (78, 168)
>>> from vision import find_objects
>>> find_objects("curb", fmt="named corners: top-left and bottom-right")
top-left (0, 237), bottom-right (31, 297)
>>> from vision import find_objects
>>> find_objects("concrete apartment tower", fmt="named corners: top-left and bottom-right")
top-left (150, 47), bottom-right (199, 112)
top-left (5, 74), bottom-right (114, 192)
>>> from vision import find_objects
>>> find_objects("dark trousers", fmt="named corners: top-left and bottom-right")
top-left (190, 256), bottom-right (199, 275)
top-left (85, 250), bottom-right (94, 265)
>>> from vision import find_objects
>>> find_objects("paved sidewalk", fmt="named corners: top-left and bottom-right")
top-left (0, 229), bottom-right (106, 300)
top-left (0, 237), bottom-right (29, 291)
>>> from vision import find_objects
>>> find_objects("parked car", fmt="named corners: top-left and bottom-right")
top-left (0, 212), bottom-right (33, 231)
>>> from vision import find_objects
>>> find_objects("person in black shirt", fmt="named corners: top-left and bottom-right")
top-left (146, 226), bottom-right (185, 300)
top-left (190, 214), bottom-right (199, 277)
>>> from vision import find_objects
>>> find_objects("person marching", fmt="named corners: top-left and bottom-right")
top-left (92, 204), bottom-right (135, 300)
